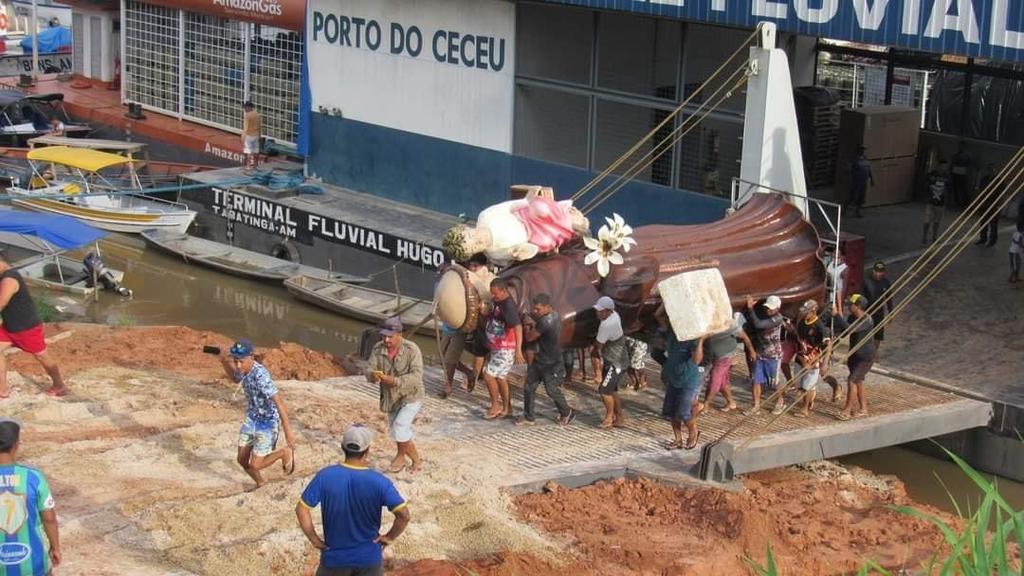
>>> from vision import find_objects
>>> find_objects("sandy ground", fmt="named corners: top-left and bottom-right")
top-left (1, 324), bottom-right (965, 575)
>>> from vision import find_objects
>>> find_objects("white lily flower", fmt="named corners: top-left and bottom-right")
top-left (584, 222), bottom-right (626, 277)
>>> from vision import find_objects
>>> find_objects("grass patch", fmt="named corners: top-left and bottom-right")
top-left (746, 444), bottom-right (1024, 575)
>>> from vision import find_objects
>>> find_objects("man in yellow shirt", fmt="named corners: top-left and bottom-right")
top-left (242, 101), bottom-right (261, 171)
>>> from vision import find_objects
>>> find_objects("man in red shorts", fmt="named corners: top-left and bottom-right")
top-left (0, 253), bottom-right (67, 398)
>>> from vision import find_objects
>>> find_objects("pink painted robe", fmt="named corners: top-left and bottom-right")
top-left (510, 196), bottom-right (576, 253)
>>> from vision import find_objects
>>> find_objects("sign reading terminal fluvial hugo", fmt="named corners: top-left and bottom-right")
top-left (541, 0), bottom-right (1024, 61)
top-left (311, 11), bottom-right (506, 71)
top-left (205, 187), bottom-right (447, 269)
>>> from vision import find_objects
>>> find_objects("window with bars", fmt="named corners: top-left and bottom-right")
top-left (513, 3), bottom-right (748, 198)
top-left (122, 1), bottom-right (302, 143)
top-left (124, 0), bottom-right (179, 113)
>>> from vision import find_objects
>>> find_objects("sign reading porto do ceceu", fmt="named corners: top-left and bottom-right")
top-left (311, 11), bottom-right (507, 72)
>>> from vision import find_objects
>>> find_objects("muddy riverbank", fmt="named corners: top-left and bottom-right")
top-left (0, 324), bottom-right (978, 575)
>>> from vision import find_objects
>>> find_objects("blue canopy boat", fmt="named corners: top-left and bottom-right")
top-left (0, 209), bottom-right (126, 296)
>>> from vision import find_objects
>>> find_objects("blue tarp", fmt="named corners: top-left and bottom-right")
top-left (19, 26), bottom-right (72, 54)
top-left (0, 210), bottom-right (106, 250)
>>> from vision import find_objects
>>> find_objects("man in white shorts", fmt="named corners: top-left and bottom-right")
top-left (367, 317), bottom-right (425, 474)
top-left (242, 101), bottom-right (261, 171)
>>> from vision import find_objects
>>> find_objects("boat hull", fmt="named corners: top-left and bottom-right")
top-left (284, 275), bottom-right (435, 336)
top-left (12, 197), bottom-right (197, 234)
top-left (18, 255), bottom-right (125, 296)
top-left (141, 230), bottom-right (369, 284)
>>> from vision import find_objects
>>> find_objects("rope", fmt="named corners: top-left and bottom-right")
top-left (580, 67), bottom-right (750, 216)
top-left (715, 146), bottom-right (1024, 450)
top-left (570, 27), bottom-right (760, 203)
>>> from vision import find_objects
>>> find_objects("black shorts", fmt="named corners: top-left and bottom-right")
top-left (847, 356), bottom-right (874, 383)
top-left (467, 331), bottom-right (489, 357)
top-left (597, 363), bottom-right (626, 395)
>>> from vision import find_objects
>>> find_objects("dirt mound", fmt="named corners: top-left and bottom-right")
top-left (8, 324), bottom-right (344, 383)
top-left (391, 552), bottom-right (564, 576)
top-left (504, 468), bottom-right (955, 575)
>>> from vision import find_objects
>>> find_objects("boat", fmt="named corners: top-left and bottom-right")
top-left (0, 208), bottom-right (126, 296)
top-left (0, 92), bottom-right (89, 145)
top-left (141, 229), bottom-right (371, 285)
top-left (284, 274), bottom-right (435, 335)
top-left (23, 136), bottom-right (219, 180)
top-left (6, 146), bottom-right (197, 234)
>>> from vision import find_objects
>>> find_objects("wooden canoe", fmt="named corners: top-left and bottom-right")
top-left (284, 274), bottom-right (435, 335)
top-left (141, 230), bottom-right (370, 285)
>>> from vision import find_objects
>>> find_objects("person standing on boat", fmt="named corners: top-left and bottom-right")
top-left (367, 318), bottom-right (425, 473)
top-left (242, 101), bottom-right (261, 171)
top-left (0, 253), bottom-right (69, 398)
top-left (219, 339), bottom-right (296, 489)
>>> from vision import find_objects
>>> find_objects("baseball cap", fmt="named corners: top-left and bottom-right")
top-left (845, 293), bottom-right (869, 307)
top-left (229, 338), bottom-right (254, 359)
top-left (764, 295), bottom-right (782, 310)
top-left (342, 424), bottom-right (373, 452)
top-left (800, 299), bottom-right (819, 313)
top-left (0, 419), bottom-right (20, 452)
top-left (593, 296), bottom-right (615, 312)
top-left (873, 261), bottom-right (886, 272)
top-left (379, 316), bottom-right (403, 336)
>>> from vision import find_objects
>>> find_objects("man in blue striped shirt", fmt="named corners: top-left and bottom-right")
top-left (0, 419), bottom-right (60, 576)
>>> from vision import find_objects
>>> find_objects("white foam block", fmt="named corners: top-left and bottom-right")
top-left (657, 268), bottom-right (734, 341)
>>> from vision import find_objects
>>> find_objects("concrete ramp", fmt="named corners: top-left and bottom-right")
top-left (699, 398), bottom-right (992, 482)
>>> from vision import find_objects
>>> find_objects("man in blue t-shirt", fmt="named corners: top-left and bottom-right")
top-left (220, 339), bottom-right (296, 489)
top-left (296, 424), bottom-right (410, 576)
top-left (0, 419), bottom-right (61, 576)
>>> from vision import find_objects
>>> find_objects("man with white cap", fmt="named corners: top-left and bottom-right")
top-left (744, 295), bottom-right (786, 415)
top-left (367, 317), bottom-right (425, 473)
top-left (593, 296), bottom-right (629, 428)
top-left (297, 424), bottom-right (411, 576)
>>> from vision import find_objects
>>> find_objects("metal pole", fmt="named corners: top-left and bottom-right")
top-left (31, 0), bottom-right (39, 81)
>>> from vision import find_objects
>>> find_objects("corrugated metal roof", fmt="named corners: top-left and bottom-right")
top-left (535, 0), bottom-right (1024, 62)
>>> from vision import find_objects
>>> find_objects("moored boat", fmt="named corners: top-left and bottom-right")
top-left (284, 274), bottom-right (434, 335)
top-left (0, 208), bottom-right (127, 296)
top-left (141, 229), bottom-right (370, 285)
top-left (6, 146), bottom-right (197, 234)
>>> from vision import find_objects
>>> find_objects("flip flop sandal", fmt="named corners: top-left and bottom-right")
top-left (793, 412), bottom-right (809, 418)
top-left (665, 440), bottom-right (684, 451)
top-left (483, 411), bottom-right (502, 420)
top-left (685, 430), bottom-right (702, 450)
top-left (719, 404), bottom-right (738, 412)
top-left (387, 464), bottom-right (406, 474)
top-left (855, 410), bottom-right (869, 417)
top-left (835, 412), bottom-right (852, 421)
top-left (771, 406), bottom-right (785, 415)
top-left (44, 388), bottom-right (68, 397)
top-left (743, 407), bottom-right (761, 416)
top-left (598, 420), bottom-right (614, 429)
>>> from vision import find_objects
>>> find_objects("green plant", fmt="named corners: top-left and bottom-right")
top-left (892, 446), bottom-right (1024, 576)
top-left (744, 447), bottom-right (1023, 575)
top-left (35, 297), bottom-right (58, 322)
top-left (109, 314), bottom-right (137, 327)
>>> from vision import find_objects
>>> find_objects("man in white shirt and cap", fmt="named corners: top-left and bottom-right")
top-left (593, 296), bottom-right (629, 428)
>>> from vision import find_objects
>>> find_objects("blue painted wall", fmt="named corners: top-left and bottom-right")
top-left (308, 112), bottom-right (728, 227)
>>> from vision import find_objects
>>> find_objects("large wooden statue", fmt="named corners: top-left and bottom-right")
top-left (435, 193), bottom-right (824, 348)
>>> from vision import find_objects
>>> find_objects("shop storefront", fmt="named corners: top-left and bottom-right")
top-left (122, 0), bottom-right (303, 143)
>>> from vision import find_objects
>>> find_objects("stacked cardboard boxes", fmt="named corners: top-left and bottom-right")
top-left (835, 106), bottom-right (920, 207)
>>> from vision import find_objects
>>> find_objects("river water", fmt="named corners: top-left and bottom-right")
top-left (52, 236), bottom-right (1024, 516)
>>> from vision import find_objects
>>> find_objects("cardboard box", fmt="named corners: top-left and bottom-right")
top-left (865, 156), bottom-right (916, 207)
top-left (838, 106), bottom-right (920, 160)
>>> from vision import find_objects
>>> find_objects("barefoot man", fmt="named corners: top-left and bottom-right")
top-left (220, 339), bottom-right (296, 489)
top-left (594, 296), bottom-right (629, 428)
top-left (367, 317), bottom-right (425, 473)
top-left (0, 252), bottom-right (68, 398)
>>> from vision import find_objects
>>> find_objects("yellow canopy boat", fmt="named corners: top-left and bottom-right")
top-left (7, 146), bottom-right (197, 234)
